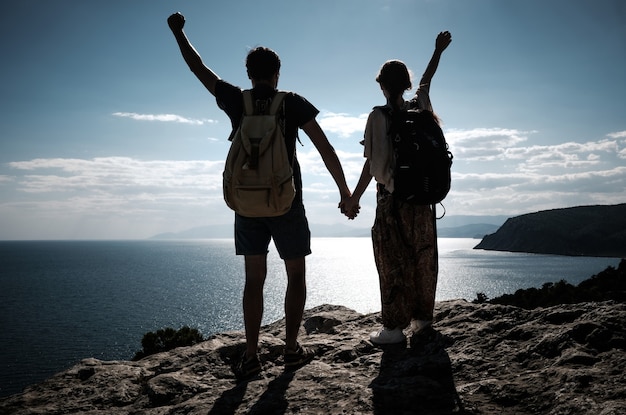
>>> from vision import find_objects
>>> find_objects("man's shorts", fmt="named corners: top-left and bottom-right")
top-left (235, 204), bottom-right (312, 260)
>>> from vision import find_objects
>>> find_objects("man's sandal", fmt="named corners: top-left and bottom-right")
top-left (234, 352), bottom-right (262, 381)
top-left (284, 343), bottom-right (315, 369)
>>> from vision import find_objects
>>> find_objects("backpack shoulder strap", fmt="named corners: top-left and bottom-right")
top-left (373, 105), bottom-right (391, 116)
top-left (373, 105), bottom-right (401, 139)
top-left (269, 91), bottom-right (287, 115)
top-left (242, 90), bottom-right (255, 115)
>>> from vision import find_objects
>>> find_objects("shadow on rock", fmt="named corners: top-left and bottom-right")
top-left (369, 329), bottom-right (467, 414)
top-left (206, 366), bottom-right (296, 415)
top-left (246, 371), bottom-right (295, 414)
top-left (207, 381), bottom-right (248, 415)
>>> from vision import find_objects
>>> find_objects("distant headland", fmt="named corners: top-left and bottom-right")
top-left (474, 203), bottom-right (626, 257)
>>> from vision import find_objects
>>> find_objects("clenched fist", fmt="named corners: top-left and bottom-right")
top-left (167, 12), bottom-right (185, 32)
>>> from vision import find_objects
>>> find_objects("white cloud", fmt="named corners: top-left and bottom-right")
top-left (302, 124), bottom-right (626, 218)
top-left (112, 112), bottom-right (217, 125)
top-left (426, 127), bottom-right (626, 216)
top-left (607, 130), bottom-right (626, 139)
top-left (2, 123), bottom-right (626, 238)
top-left (318, 111), bottom-right (368, 138)
top-left (2, 157), bottom-right (232, 238)
top-left (8, 157), bottom-right (224, 195)
top-left (447, 128), bottom-right (623, 171)
top-left (444, 128), bottom-right (532, 161)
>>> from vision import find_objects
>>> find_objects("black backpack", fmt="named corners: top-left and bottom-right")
top-left (377, 106), bottom-right (453, 205)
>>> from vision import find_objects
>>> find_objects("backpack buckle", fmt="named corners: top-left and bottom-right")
top-left (255, 99), bottom-right (270, 114)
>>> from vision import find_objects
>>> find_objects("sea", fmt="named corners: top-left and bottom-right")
top-left (0, 238), bottom-right (621, 398)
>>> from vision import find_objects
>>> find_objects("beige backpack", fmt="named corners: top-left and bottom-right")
top-left (222, 90), bottom-right (295, 217)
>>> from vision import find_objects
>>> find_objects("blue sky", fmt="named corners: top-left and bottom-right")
top-left (1, 0), bottom-right (625, 239)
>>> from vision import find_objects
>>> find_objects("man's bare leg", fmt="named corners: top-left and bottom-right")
top-left (284, 257), bottom-right (306, 351)
top-left (243, 254), bottom-right (267, 358)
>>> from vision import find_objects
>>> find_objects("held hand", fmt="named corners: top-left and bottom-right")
top-left (346, 206), bottom-right (359, 220)
top-left (341, 196), bottom-right (361, 220)
top-left (338, 194), bottom-right (350, 217)
top-left (167, 12), bottom-right (185, 32)
top-left (435, 31), bottom-right (452, 52)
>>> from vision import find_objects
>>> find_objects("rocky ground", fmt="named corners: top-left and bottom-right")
top-left (1, 298), bottom-right (625, 415)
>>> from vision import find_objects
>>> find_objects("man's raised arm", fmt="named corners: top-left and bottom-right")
top-left (168, 12), bottom-right (220, 96)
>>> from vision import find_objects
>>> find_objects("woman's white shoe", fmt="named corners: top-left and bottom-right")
top-left (369, 327), bottom-right (406, 344)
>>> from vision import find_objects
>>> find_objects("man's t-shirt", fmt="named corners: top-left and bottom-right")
top-left (215, 80), bottom-right (319, 206)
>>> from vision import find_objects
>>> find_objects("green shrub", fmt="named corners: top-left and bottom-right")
top-left (489, 259), bottom-right (625, 309)
top-left (473, 292), bottom-right (489, 304)
top-left (133, 326), bottom-right (204, 360)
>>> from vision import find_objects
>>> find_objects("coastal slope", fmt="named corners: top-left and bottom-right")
top-left (474, 204), bottom-right (626, 257)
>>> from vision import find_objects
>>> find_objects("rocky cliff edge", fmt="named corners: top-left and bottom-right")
top-left (1, 299), bottom-right (625, 415)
